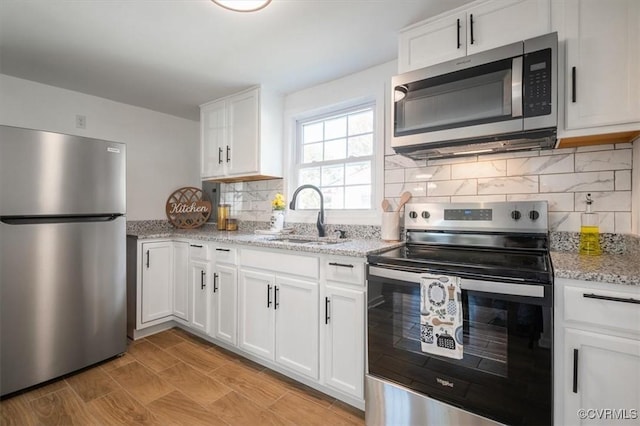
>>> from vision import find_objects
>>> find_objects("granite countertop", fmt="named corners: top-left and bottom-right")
top-left (127, 226), bottom-right (403, 257)
top-left (551, 251), bottom-right (640, 286)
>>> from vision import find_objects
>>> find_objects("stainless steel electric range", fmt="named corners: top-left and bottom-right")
top-left (366, 201), bottom-right (553, 426)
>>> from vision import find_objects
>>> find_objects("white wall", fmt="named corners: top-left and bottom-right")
top-left (0, 75), bottom-right (200, 220)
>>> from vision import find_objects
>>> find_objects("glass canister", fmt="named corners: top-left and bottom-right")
top-left (579, 193), bottom-right (601, 256)
top-left (217, 204), bottom-right (230, 231)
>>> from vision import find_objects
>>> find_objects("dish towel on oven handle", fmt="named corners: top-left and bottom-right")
top-left (420, 273), bottom-right (463, 359)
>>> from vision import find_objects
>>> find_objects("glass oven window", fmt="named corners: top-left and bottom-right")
top-left (368, 278), bottom-right (552, 425)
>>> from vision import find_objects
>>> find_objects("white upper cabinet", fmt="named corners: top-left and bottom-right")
top-left (200, 86), bottom-right (283, 182)
top-left (398, 0), bottom-right (551, 73)
top-left (562, 0), bottom-right (640, 130)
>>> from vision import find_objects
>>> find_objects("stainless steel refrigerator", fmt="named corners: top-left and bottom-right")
top-left (0, 125), bottom-right (127, 396)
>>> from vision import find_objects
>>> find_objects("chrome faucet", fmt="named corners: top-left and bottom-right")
top-left (289, 184), bottom-right (325, 237)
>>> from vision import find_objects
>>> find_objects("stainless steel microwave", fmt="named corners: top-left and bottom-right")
top-left (391, 32), bottom-right (557, 159)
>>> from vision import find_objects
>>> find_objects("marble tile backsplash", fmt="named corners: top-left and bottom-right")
top-left (385, 144), bottom-right (634, 234)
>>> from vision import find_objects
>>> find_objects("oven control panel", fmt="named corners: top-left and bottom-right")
top-left (404, 201), bottom-right (548, 233)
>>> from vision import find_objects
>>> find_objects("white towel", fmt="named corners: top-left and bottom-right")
top-left (420, 274), bottom-right (463, 359)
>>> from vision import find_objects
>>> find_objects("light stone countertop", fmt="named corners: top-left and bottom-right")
top-left (551, 251), bottom-right (640, 286)
top-left (127, 227), bottom-right (404, 258)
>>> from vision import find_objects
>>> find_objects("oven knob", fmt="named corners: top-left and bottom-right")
top-left (511, 210), bottom-right (522, 221)
top-left (529, 210), bottom-right (540, 221)
top-left (409, 211), bottom-right (418, 219)
top-left (421, 211), bottom-right (430, 219)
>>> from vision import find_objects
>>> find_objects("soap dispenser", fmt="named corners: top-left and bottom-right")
top-left (579, 193), bottom-right (601, 256)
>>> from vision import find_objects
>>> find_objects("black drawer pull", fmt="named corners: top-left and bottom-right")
top-left (583, 293), bottom-right (639, 305)
top-left (200, 270), bottom-right (206, 290)
top-left (325, 297), bottom-right (330, 324)
top-left (572, 348), bottom-right (579, 393)
top-left (218, 147), bottom-right (223, 164)
top-left (146, 250), bottom-right (150, 268)
top-left (267, 284), bottom-right (272, 308)
top-left (190, 244), bottom-right (203, 248)
top-left (216, 248), bottom-right (230, 252)
top-left (456, 18), bottom-right (461, 49)
top-left (571, 66), bottom-right (577, 103)
top-left (469, 14), bottom-right (475, 45)
top-left (328, 262), bottom-right (354, 268)
top-left (213, 273), bottom-right (219, 292)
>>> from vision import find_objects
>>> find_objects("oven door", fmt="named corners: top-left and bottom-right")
top-left (366, 265), bottom-right (552, 426)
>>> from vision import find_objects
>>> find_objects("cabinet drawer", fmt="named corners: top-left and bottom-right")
top-left (213, 245), bottom-right (237, 264)
top-left (240, 249), bottom-right (319, 279)
top-left (564, 285), bottom-right (640, 335)
top-left (324, 258), bottom-right (364, 287)
top-left (188, 242), bottom-right (209, 261)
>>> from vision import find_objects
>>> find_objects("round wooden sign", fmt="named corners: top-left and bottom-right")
top-left (165, 187), bottom-right (212, 229)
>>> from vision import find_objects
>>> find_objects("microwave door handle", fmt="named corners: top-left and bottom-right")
top-left (511, 56), bottom-right (523, 118)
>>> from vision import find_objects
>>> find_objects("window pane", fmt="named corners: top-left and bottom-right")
top-left (325, 116), bottom-right (347, 140)
top-left (322, 164), bottom-right (344, 187)
top-left (298, 190), bottom-right (321, 209)
top-left (348, 110), bottom-right (373, 135)
top-left (348, 134), bottom-right (373, 157)
top-left (345, 185), bottom-right (371, 209)
top-left (323, 186), bottom-right (344, 209)
top-left (303, 142), bottom-right (323, 163)
top-left (324, 138), bottom-right (346, 161)
top-left (345, 161), bottom-right (371, 185)
top-left (303, 122), bottom-right (323, 144)
top-left (299, 167), bottom-right (321, 186)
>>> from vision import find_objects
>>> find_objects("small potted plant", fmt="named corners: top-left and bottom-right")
top-left (270, 193), bottom-right (286, 231)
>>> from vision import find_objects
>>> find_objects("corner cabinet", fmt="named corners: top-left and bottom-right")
top-left (200, 86), bottom-right (283, 182)
top-left (561, 0), bottom-right (640, 131)
top-left (555, 278), bottom-right (640, 426)
top-left (398, 0), bottom-right (551, 73)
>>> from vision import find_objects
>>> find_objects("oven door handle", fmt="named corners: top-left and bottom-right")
top-left (368, 266), bottom-right (545, 298)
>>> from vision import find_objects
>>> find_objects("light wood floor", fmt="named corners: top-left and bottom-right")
top-left (0, 328), bottom-right (364, 425)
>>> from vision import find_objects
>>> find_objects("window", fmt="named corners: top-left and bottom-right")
top-left (294, 103), bottom-right (375, 210)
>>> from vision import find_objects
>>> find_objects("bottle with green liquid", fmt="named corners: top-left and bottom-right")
top-left (579, 193), bottom-right (601, 256)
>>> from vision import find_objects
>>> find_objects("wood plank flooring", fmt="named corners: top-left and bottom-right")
top-left (0, 328), bottom-right (364, 426)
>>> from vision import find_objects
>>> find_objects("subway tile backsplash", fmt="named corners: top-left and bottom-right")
top-left (384, 144), bottom-right (633, 234)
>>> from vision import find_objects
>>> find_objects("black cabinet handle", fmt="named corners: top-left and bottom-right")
top-left (325, 297), bottom-right (330, 324)
top-left (200, 270), bottom-right (206, 290)
top-left (469, 14), bottom-right (474, 45)
top-left (328, 262), bottom-right (354, 268)
top-left (274, 286), bottom-right (279, 310)
top-left (456, 18), bottom-right (461, 49)
top-left (190, 244), bottom-right (203, 248)
top-left (267, 284), bottom-right (272, 308)
top-left (572, 348), bottom-right (579, 393)
top-left (218, 147), bottom-right (223, 164)
top-left (216, 248), bottom-right (230, 252)
top-left (226, 145), bottom-right (231, 163)
top-left (583, 293), bottom-right (639, 304)
top-left (213, 273), bottom-right (219, 293)
top-left (146, 250), bottom-right (150, 268)
top-left (571, 67), bottom-right (577, 103)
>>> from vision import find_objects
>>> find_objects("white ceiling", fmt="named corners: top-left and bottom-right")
top-left (0, 0), bottom-right (471, 121)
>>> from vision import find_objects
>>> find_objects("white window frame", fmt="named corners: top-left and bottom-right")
top-left (285, 95), bottom-right (385, 226)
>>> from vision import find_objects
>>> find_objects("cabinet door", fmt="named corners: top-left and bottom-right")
top-left (227, 89), bottom-right (259, 176)
top-left (274, 276), bottom-right (318, 379)
top-left (398, 12), bottom-right (466, 73)
top-left (323, 283), bottom-right (364, 398)
top-left (238, 269), bottom-right (275, 360)
top-left (201, 100), bottom-right (226, 178)
top-left (563, 329), bottom-right (640, 426)
top-left (564, 0), bottom-right (640, 129)
top-left (173, 242), bottom-right (190, 321)
top-left (190, 260), bottom-right (209, 333)
top-left (466, 0), bottom-right (550, 55)
top-left (211, 263), bottom-right (237, 345)
top-left (141, 242), bottom-right (173, 323)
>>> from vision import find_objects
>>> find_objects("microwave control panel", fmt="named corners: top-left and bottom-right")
top-left (523, 48), bottom-right (552, 117)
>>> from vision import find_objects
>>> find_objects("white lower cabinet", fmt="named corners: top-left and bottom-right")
top-left (189, 260), bottom-right (209, 333)
top-left (210, 262), bottom-right (238, 345)
top-left (238, 268), bottom-right (319, 379)
top-left (140, 241), bottom-right (173, 323)
top-left (555, 278), bottom-right (640, 426)
top-left (323, 282), bottom-right (364, 398)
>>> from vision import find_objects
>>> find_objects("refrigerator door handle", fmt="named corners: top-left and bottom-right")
top-left (1, 214), bottom-right (123, 225)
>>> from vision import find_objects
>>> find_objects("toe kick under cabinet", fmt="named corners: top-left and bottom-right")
top-left (127, 238), bottom-right (366, 409)
top-left (554, 278), bottom-right (640, 426)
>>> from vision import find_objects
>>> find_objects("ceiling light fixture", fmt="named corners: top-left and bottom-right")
top-left (211, 0), bottom-right (272, 12)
